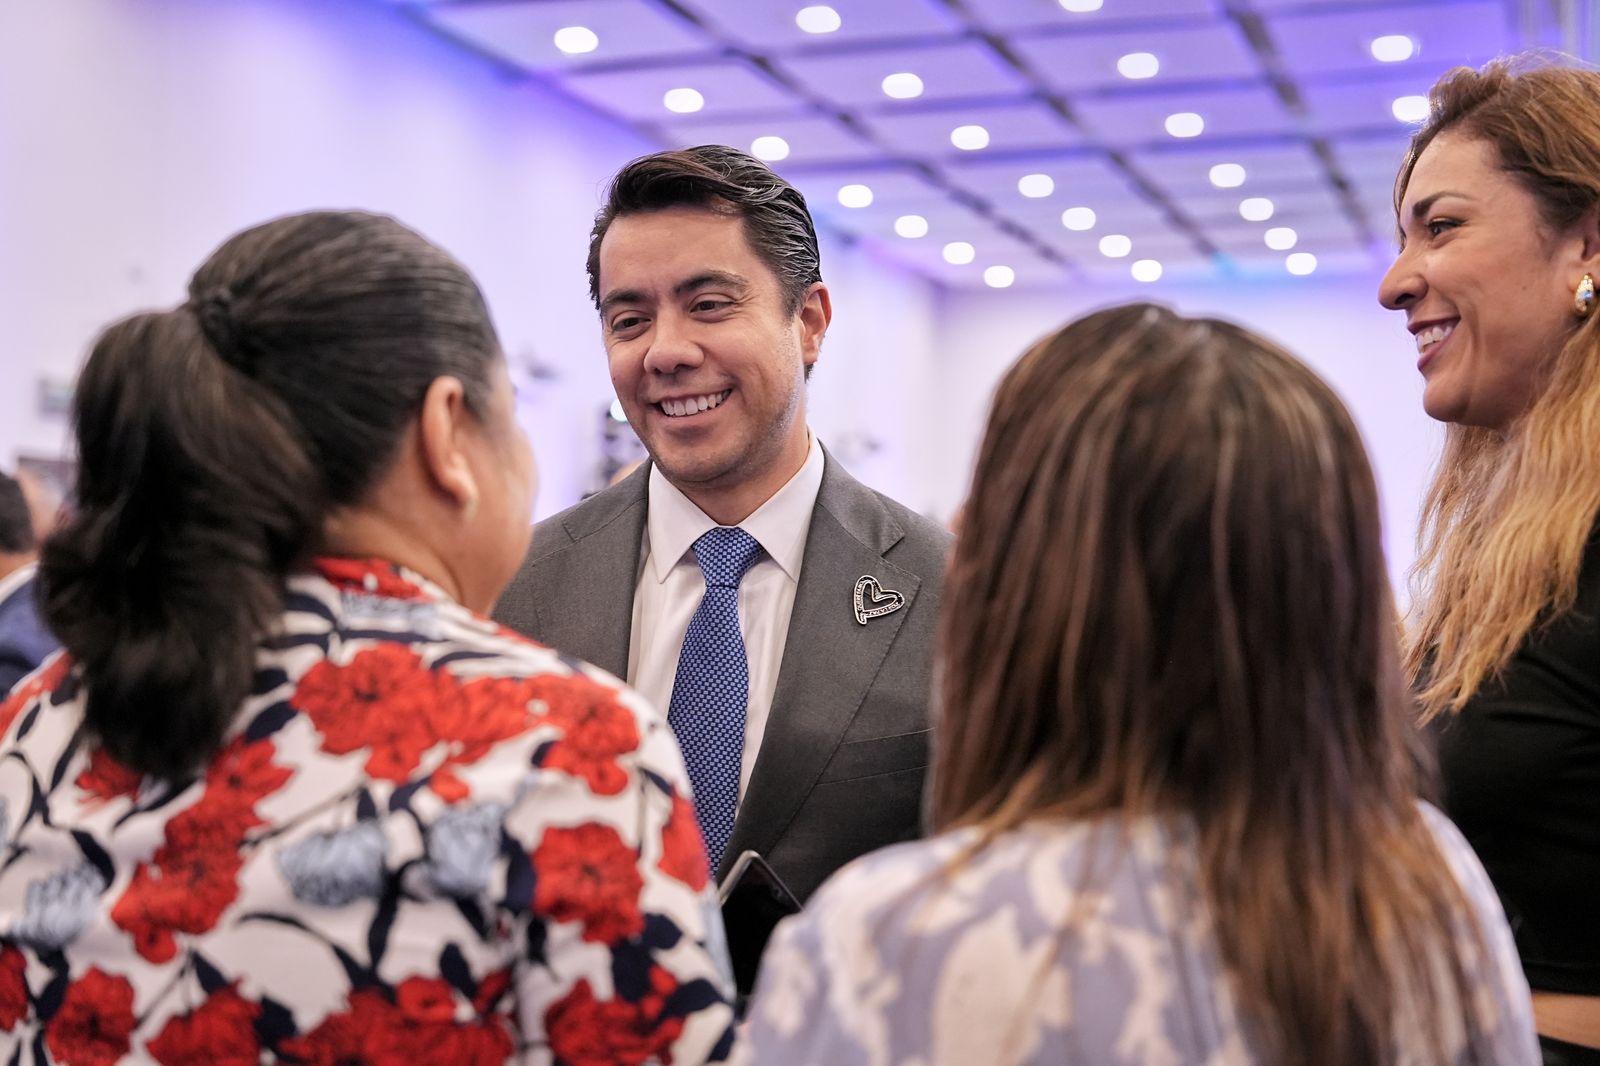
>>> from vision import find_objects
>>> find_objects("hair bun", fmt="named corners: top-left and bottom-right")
top-left (189, 285), bottom-right (252, 374)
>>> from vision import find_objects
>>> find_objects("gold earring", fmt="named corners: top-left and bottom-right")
top-left (1576, 274), bottom-right (1596, 318)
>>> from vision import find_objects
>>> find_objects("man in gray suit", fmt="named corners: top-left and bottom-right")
top-left (495, 146), bottom-right (950, 904)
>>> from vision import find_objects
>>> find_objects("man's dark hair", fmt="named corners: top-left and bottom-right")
top-left (0, 474), bottom-right (34, 554)
top-left (586, 145), bottom-right (823, 316)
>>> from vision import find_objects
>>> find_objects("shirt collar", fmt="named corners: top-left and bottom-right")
top-left (645, 433), bottom-right (825, 584)
top-left (0, 561), bottom-right (37, 608)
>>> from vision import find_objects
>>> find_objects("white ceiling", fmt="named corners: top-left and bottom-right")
top-left (391, 0), bottom-right (1541, 288)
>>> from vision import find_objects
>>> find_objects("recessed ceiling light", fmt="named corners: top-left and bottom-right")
top-left (1370, 34), bottom-right (1416, 62)
top-left (1287, 252), bottom-right (1318, 275)
top-left (1099, 234), bottom-right (1132, 258)
top-left (837, 184), bottom-right (873, 208)
top-left (984, 265), bottom-right (1016, 288)
top-left (795, 5), bottom-right (841, 34)
top-left (1117, 52), bottom-right (1159, 80)
top-left (1061, 206), bottom-right (1097, 231)
top-left (662, 88), bottom-right (704, 114)
top-left (608, 398), bottom-right (628, 422)
top-left (1058, 0), bottom-right (1103, 10)
top-left (1392, 94), bottom-right (1430, 122)
top-left (894, 214), bottom-right (929, 239)
top-left (882, 72), bottom-right (924, 99)
top-left (1131, 259), bottom-right (1163, 282)
top-left (751, 135), bottom-right (790, 161)
top-left (552, 26), bottom-right (599, 55)
top-left (1164, 112), bottom-right (1204, 138)
top-left (1239, 196), bottom-right (1275, 222)
top-left (1209, 163), bottom-right (1246, 188)
top-left (951, 125), bottom-right (990, 151)
top-left (943, 241), bottom-right (976, 265)
top-left (1264, 226), bottom-right (1298, 251)
top-left (1018, 173), bottom-right (1055, 198)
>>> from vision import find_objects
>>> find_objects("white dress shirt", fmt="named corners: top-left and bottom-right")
top-left (627, 435), bottom-right (825, 799)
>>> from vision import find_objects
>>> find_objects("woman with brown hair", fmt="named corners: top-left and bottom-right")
top-left (0, 211), bottom-right (734, 1062)
top-left (738, 303), bottom-right (1535, 1065)
top-left (1380, 56), bottom-right (1600, 1064)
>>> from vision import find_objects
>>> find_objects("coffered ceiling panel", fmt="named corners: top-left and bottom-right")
top-left (397, 0), bottom-right (1551, 287)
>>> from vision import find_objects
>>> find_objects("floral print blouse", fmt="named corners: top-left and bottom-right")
top-left (739, 808), bottom-right (1538, 1066)
top-left (0, 558), bottom-right (736, 1064)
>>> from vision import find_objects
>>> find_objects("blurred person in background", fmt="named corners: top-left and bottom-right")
top-left (1380, 56), bottom-right (1600, 1065)
top-left (740, 303), bottom-right (1537, 1066)
top-left (0, 210), bottom-right (733, 1063)
top-left (0, 469), bottom-right (60, 693)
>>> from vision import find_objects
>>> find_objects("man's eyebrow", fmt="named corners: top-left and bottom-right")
top-left (599, 288), bottom-right (647, 315)
top-left (674, 270), bottom-right (750, 298)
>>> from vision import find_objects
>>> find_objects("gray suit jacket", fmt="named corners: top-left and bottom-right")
top-left (494, 451), bottom-right (951, 903)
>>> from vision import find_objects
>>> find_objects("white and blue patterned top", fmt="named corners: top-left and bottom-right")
top-left (740, 805), bottom-right (1538, 1066)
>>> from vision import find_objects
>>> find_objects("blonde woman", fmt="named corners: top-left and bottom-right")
top-left (738, 303), bottom-right (1536, 1066)
top-left (1380, 57), bottom-right (1600, 1065)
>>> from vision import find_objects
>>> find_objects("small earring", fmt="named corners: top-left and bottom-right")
top-left (1576, 274), bottom-right (1596, 318)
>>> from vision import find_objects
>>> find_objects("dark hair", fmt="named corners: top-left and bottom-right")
top-left (935, 303), bottom-right (1497, 1064)
top-left (586, 145), bottom-right (822, 315)
top-left (0, 474), bottom-right (34, 555)
top-left (40, 211), bottom-right (501, 779)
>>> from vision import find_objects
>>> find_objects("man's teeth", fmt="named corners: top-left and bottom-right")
top-left (660, 390), bottom-right (731, 418)
top-left (1416, 323), bottom-right (1456, 353)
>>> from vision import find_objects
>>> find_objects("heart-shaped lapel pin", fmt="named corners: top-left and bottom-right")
top-left (854, 575), bottom-right (905, 625)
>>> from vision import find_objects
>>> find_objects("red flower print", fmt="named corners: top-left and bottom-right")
top-left (658, 792), bottom-right (710, 892)
top-left (525, 675), bottom-right (640, 796)
top-left (279, 988), bottom-right (403, 1065)
top-left (436, 677), bottom-right (539, 764)
top-left (0, 653), bottom-right (71, 736)
top-left (394, 977), bottom-right (515, 1066)
top-left (75, 748), bottom-right (142, 806)
top-left (44, 967), bottom-right (136, 1066)
top-left (473, 968), bottom-right (512, 1014)
top-left (147, 983), bottom-right (260, 1066)
top-left (532, 823), bottom-right (644, 945)
top-left (314, 557), bottom-right (427, 600)
top-left (545, 969), bottom-right (686, 1066)
top-left (294, 645), bottom-right (456, 781)
top-left (0, 945), bottom-right (28, 1031)
top-left (111, 812), bottom-right (246, 963)
top-left (197, 738), bottom-right (292, 833)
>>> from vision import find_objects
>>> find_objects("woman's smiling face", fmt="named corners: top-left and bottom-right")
top-left (1379, 131), bottom-right (1590, 431)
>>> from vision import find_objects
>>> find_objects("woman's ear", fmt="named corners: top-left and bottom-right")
top-left (417, 376), bottom-right (480, 517)
top-left (1573, 204), bottom-right (1600, 273)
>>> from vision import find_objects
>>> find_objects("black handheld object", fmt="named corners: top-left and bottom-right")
top-left (718, 849), bottom-right (802, 999)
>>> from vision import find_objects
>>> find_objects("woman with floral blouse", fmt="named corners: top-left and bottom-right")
top-left (0, 211), bottom-right (735, 1064)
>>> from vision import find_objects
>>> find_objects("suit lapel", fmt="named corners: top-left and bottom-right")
top-left (720, 455), bottom-right (920, 876)
top-left (534, 468), bottom-right (648, 679)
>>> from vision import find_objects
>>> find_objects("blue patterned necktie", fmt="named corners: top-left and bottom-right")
top-left (667, 526), bottom-right (764, 867)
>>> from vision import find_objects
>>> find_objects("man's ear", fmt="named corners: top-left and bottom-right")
top-left (799, 282), bottom-right (832, 369)
top-left (417, 375), bottom-right (480, 516)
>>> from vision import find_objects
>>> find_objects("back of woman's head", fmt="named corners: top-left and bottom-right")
top-left (936, 302), bottom-right (1405, 830)
top-left (40, 211), bottom-right (501, 780)
top-left (935, 303), bottom-right (1494, 1065)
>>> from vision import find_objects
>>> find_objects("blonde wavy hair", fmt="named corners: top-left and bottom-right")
top-left (1397, 57), bottom-right (1600, 718)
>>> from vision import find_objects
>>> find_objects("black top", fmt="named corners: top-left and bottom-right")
top-left (1434, 532), bottom-right (1600, 995)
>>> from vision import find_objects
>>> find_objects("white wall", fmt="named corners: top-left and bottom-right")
top-left (934, 273), bottom-right (1445, 588)
top-left (0, 0), bottom-right (943, 519)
